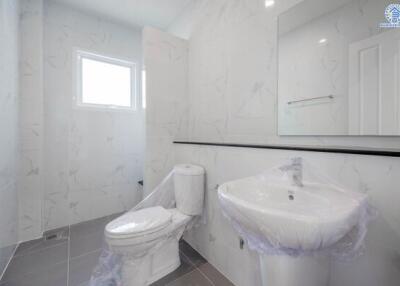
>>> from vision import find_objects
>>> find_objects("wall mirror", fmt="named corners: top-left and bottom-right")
top-left (278, 0), bottom-right (400, 136)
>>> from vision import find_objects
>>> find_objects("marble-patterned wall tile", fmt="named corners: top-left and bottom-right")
top-left (163, 1), bottom-right (400, 285)
top-left (176, 144), bottom-right (400, 286)
top-left (18, 0), bottom-right (44, 242)
top-left (143, 27), bottom-right (189, 194)
top-left (0, 0), bottom-right (20, 276)
top-left (43, 1), bottom-right (144, 230)
top-left (168, 0), bottom-right (400, 149)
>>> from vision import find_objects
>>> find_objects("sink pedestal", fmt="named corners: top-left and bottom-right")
top-left (259, 254), bottom-right (330, 286)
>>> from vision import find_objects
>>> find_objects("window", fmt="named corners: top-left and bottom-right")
top-left (76, 50), bottom-right (136, 110)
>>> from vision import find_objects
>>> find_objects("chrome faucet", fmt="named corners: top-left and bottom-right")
top-left (280, 157), bottom-right (303, 187)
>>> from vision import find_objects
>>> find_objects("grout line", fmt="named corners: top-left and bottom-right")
top-left (66, 224), bottom-right (71, 286)
top-left (13, 226), bottom-right (70, 259)
top-left (182, 248), bottom-right (235, 286)
top-left (0, 259), bottom-right (68, 284)
top-left (69, 247), bottom-right (103, 261)
top-left (179, 250), bottom-right (215, 286)
top-left (181, 248), bottom-right (235, 286)
top-left (0, 243), bottom-right (19, 283)
top-left (196, 266), bottom-right (216, 286)
top-left (161, 250), bottom-right (198, 285)
top-left (12, 238), bottom-right (68, 258)
top-left (164, 267), bottom-right (202, 286)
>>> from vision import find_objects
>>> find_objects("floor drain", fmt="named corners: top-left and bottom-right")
top-left (45, 232), bottom-right (64, 241)
top-left (45, 234), bottom-right (58, 240)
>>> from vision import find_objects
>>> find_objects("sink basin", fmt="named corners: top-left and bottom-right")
top-left (218, 175), bottom-right (367, 251)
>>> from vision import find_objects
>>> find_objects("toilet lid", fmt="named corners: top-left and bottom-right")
top-left (105, 206), bottom-right (172, 237)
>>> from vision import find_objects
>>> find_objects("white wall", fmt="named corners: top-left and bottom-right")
top-left (18, 0), bottom-right (44, 242)
top-left (176, 145), bottom-right (400, 286)
top-left (0, 0), bottom-right (20, 277)
top-left (169, 0), bottom-right (400, 149)
top-left (143, 27), bottom-right (188, 194)
top-left (41, 1), bottom-right (145, 230)
top-left (158, 0), bottom-right (400, 286)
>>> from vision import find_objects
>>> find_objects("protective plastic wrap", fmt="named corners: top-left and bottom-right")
top-left (218, 158), bottom-right (376, 260)
top-left (89, 171), bottom-right (177, 286)
top-left (89, 168), bottom-right (205, 286)
top-left (133, 171), bottom-right (176, 212)
top-left (89, 246), bottom-right (122, 286)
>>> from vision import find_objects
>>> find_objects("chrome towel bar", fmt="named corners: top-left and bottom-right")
top-left (287, 95), bottom-right (334, 105)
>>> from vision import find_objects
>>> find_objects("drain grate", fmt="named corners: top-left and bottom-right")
top-left (45, 231), bottom-right (65, 241)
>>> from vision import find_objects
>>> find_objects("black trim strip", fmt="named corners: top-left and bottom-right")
top-left (173, 141), bottom-right (400, 157)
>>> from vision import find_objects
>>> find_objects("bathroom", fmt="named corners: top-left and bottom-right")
top-left (0, 0), bottom-right (399, 285)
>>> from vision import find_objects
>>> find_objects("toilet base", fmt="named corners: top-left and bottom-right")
top-left (147, 238), bottom-right (181, 285)
top-left (259, 254), bottom-right (330, 286)
top-left (121, 238), bottom-right (181, 286)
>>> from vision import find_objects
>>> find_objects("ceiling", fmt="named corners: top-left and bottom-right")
top-left (50, 0), bottom-right (195, 29)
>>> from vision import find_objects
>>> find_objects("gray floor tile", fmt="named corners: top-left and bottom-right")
top-left (70, 229), bottom-right (106, 259)
top-left (1, 215), bottom-right (233, 286)
top-left (70, 216), bottom-right (110, 238)
top-left (68, 250), bottom-right (102, 286)
top-left (198, 263), bottom-right (235, 286)
top-left (0, 245), bottom-right (17, 273)
top-left (1, 242), bottom-right (68, 281)
top-left (179, 241), bottom-right (207, 267)
top-left (0, 261), bottom-right (67, 286)
top-left (69, 217), bottom-right (110, 258)
top-left (151, 252), bottom-right (195, 286)
top-left (14, 227), bottom-right (69, 257)
top-left (165, 269), bottom-right (214, 286)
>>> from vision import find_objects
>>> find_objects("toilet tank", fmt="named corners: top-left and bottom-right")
top-left (173, 164), bottom-right (205, 216)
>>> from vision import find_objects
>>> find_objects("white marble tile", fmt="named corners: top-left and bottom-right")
top-left (143, 27), bottom-right (189, 194)
top-left (168, 0), bottom-right (400, 149)
top-left (39, 2), bottom-right (144, 230)
top-left (175, 144), bottom-right (400, 286)
top-left (0, 0), bottom-right (20, 275)
top-left (155, 3), bottom-right (400, 285)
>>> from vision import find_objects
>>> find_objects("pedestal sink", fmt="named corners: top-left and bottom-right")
top-left (217, 160), bottom-right (368, 286)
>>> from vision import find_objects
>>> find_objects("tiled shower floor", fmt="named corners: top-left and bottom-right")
top-left (0, 214), bottom-right (234, 286)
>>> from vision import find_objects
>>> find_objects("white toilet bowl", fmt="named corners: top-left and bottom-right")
top-left (105, 164), bottom-right (205, 286)
top-left (105, 207), bottom-right (191, 286)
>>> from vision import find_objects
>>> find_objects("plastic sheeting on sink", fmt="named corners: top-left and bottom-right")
top-left (218, 158), bottom-right (376, 260)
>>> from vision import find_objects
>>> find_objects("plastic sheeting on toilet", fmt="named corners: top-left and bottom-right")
top-left (89, 168), bottom-right (204, 286)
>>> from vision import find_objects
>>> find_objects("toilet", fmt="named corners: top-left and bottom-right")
top-left (104, 164), bottom-right (205, 286)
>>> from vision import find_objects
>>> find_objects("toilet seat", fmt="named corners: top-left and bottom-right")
top-left (105, 208), bottom-right (191, 246)
top-left (105, 206), bottom-right (172, 240)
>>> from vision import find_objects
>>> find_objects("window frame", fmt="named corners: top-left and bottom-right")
top-left (75, 49), bottom-right (137, 111)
